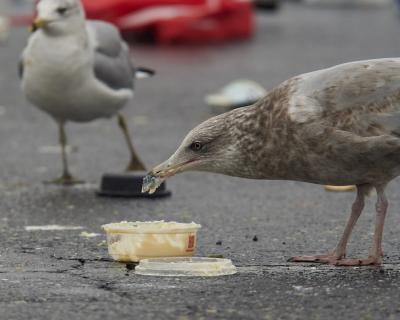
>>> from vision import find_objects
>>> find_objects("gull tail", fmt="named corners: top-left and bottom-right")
top-left (135, 67), bottom-right (156, 79)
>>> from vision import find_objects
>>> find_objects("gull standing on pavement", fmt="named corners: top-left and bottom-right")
top-left (20, 0), bottom-right (153, 185)
top-left (143, 58), bottom-right (400, 266)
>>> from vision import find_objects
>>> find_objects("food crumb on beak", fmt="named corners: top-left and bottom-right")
top-left (142, 172), bottom-right (165, 194)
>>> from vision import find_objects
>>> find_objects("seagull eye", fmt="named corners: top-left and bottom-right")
top-left (190, 141), bottom-right (203, 151)
top-left (57, 7), bottom-right (68, 15)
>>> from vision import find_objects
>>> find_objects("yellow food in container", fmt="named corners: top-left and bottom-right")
top-left (102, 221), bottom-right (201, 262)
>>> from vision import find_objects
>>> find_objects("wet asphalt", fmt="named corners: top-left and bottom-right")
top-left (2, 2), bottom-right (400, 319)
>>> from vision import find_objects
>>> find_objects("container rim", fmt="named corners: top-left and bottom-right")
top-left (102, 221), bottom-right (201, 234)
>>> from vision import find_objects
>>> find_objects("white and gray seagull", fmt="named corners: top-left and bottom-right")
top-left (20, 0), bottom-right (153, 185)
top-left (143, 58), bottom-right (400, 266)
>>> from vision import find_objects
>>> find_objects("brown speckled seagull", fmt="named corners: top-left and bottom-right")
top-left (143, 58), bottom-right (400, 266)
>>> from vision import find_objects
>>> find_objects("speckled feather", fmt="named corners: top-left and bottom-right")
top-left (145, 58), bottom-right (400, 196)
top-left (197, 59), bottom-right (400, 186)
top-left (143, 59), bottom-right (400, 265)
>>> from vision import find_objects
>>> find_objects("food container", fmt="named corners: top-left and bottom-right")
top-left (102, 221), bottom-right (201, 262)
top-left (135, 257), bottom-right (238, 277)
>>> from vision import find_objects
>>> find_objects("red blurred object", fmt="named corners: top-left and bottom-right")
top-left (81, 0), bottom-right (254, 44)
top-left (10, 15), bottom-right (33, 27)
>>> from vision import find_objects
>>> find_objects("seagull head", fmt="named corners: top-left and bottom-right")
top-left (142, 107), bottom-right (258, 194)
top-left (32, 0), bottom-right (85, 35)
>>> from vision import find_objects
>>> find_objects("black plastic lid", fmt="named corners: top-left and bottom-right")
top-left (97, 172), bottom-right (171, 198)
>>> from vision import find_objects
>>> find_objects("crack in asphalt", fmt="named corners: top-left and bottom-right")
top-left (45, 254), bottom-right (137, 301)
top-left (50, 255), bottom-right (114, 263)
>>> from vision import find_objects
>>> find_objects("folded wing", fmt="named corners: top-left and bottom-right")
top-left (87, 20), bottom-right (135, 91)
top-left (287, 58), bottom-right (400, 137)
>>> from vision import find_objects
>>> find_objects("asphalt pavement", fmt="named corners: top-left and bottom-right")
top-left (2, 3), bottom-right (400, 319)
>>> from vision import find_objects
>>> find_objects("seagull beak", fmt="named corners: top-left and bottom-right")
top-left (152, 159), bottom-right (197, 179)
top-left (29, 18), bottom-right (50, 32)
top-left (142, 158), bottom-right (198, 194)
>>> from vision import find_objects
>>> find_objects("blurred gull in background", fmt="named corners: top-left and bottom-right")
top-left (144, 58), bottom-right (400, 266)
top-left (20, 0), bottom-right (154, 185)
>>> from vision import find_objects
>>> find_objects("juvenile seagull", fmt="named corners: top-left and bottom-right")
top-left (20, 0), bottom-right (152, 185)
top-left (143, 58), bottom-right (400, 266)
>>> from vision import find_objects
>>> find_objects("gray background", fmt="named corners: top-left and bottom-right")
top-left (1, 2), bottom-right (400, 319)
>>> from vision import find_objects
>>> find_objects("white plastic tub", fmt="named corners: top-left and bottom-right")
top-left (102, 221), bottom-right (201, 262)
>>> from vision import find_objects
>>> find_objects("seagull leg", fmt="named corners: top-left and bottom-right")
top-left (289, 184), bottom-right (368, 264)
top-left (117, 114), bottom-right (146, 172)
top-left (335, 185), bottom-right (387, 266)
top-left (45, 122), bottom-right (83, 185)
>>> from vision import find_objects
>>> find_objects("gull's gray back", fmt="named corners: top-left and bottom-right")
top-left (294, 58), bottom-right (400, 110)
top-left (287, 58), bottom-right (400, 136)
top-left (87, 20), bottom-right (135, 91)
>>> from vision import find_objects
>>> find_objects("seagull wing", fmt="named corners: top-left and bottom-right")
top-left (87, 20), bottom-right (135, 91)
top-left (287, 58), bottom-right (400, 137)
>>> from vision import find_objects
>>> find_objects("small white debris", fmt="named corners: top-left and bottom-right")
top-left (80, 231), bottom-right (100, 238)
top-left (205, 79), bottom-right (267, 112)
top-left (71, 183), bottom-right (97, 190)
top-left (38, 145), bottom-right (77, 155)
top-left (293, 285), bottom-right (314, 294)
top-left (97, 240), bottom-right (107, 247)
top-left (25, 225), bottom-right (84, 231)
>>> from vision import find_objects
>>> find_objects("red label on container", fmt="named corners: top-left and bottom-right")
top-left (186, 235), bottom-right (195, 252)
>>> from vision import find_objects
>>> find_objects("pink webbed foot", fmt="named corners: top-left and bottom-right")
top-left (333, 256), bottom-right (381, 266)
